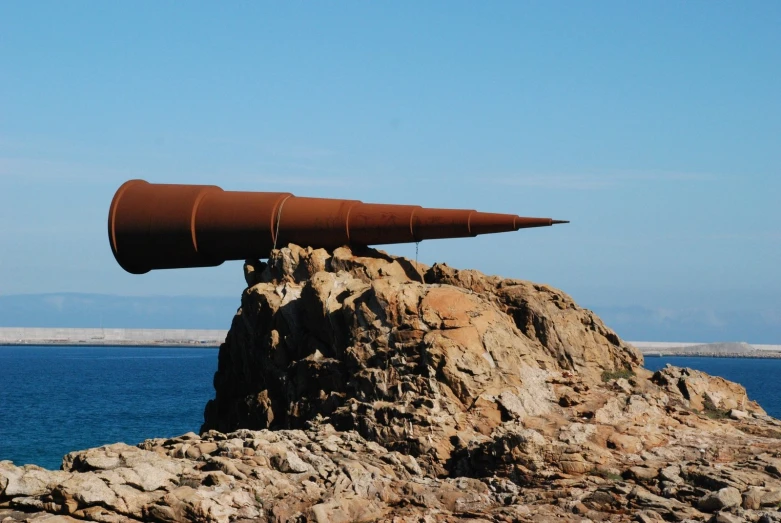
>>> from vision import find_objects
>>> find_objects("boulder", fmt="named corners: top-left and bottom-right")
top-left (698, 486), bottom-right (742, 512)
top-left (652, 365), bottom-right (765, 415)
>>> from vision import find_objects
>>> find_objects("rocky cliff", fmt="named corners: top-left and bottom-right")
top-left (3, 245), bottom-right (781, 523)
top-left (202, 245), bottom-right (643, 475)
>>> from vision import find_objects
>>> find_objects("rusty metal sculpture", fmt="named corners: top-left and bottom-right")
top-left (108, 179), bottom-right (568, 274)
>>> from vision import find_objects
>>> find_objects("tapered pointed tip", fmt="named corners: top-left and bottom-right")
top-left (463, 212), bottom-right (569, 236)
top-left (513, 216), bottom-right (567, 230)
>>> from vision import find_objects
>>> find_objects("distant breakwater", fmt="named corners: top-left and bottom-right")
top-left (642, 351), bottom-right (781, 359)
top-left (634, 341), bottom-right (781, 359)
top-left (0, 327), bottom-right (227, 347)
top-left (2, 329), bottom-right (778, 356)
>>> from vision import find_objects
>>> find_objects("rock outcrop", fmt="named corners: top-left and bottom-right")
top-left (3, 244), bottom-right (781, 522)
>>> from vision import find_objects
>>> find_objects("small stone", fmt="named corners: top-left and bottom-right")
top-left (607, 432), bottom-right (643, 453)
top-left (698, 487), bottom-right (742, 513)
top-left (626, 466), bottom-right (659, 482)
top-left (271, 451), bottom-right (310, 473)
top-left (571, 502), bottom-right (589, 514)
top-left (730, 409), bottom-right (748, 420)
top-left (659, 465), bottom-right (683, 485)
top-left (634, 510), bottom-right (664, 522)
top-left (244, 259), bottom-right (266, 287)
top-left (614, 378), bottom-right (633, 394)
top-left (761, 488), bottom-right (781, 507)
top-left (196, 442), bottom-right (218, 456)
top-left (760, 513), bottom-right (781, 523)
top-left (714, 512), bottom-right (744, 523)
top-left (743, 486), bottom-right (763, 510)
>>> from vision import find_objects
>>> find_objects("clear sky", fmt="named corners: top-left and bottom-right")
top-left (1, 3), bottom-right (779, 342)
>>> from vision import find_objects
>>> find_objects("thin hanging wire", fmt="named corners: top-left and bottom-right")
top-left (272, 196), bottom-right (292, 253)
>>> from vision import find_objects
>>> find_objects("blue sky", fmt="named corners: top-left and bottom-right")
top-left (1, 3), bottom-right (779, 342)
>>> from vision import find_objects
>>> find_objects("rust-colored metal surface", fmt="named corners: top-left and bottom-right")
top-left (108, 179), bottom-right (568, 274)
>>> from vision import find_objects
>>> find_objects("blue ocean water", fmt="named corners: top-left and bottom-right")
top-left (0, 346), bottom-right (217, 470)
top-left (644, 356), bottom-right (781, 418)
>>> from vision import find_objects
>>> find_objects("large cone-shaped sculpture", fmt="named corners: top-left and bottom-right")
top-left (108, 180), bottom-right (567, 274)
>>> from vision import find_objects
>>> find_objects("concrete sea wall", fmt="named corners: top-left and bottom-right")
top-left (0, 327), bottom-right (227, 347)
top-left (632, 340), bottom-right (781, 358)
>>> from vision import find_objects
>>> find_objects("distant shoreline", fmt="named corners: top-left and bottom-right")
top-left (642, 352), bottom-right (781, 359)
top-left (0, 328), bottom-right (227, 348)
top-left (2, 329), bottom-right (779, 356)
top-left (631, 341), bottom-right (781, 359)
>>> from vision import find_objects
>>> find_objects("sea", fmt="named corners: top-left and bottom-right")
top-left (0, 346), bottom-right (217, 469)
top-left (1, 347), bottom-right (779, 470)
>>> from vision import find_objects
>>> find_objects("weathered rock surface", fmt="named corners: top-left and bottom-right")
top-left (3, 244), bottom-right (781, 522)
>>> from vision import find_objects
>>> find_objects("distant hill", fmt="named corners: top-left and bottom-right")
top-left (0, 293), bottom-right (238, 330)
top-left (592, 305), bottom-right (781, 345)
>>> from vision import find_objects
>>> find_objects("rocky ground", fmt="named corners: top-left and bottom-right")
top-left (4, 245), bottom-right (781, 522)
